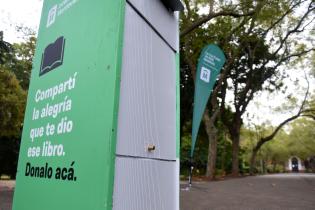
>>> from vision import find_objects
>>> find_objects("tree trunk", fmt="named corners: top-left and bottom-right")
top-left (205, 128), bottom-right (217, 179)
top-left (224, 112), bottom-right (242, 177)
top-left (203, 109), bottom-right (218, 179)
top-left (272, 160), bottom-right (277, 173)
top-left (262, 160), bottom-right (266, 174)
top-left (221, 133), bottom-right (227, 173)
top-left (249, 148), bottom-right (259, 175)
top-left (231, 135), bottom-right (240, 176)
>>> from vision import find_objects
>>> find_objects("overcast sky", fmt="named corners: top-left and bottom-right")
top-left (0, 0), bottom-right (43, 43)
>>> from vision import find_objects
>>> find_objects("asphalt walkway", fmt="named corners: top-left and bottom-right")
top-left (0, 180), bottom-right (14, 210)
top-left (1, 174), bottom-right (315, 210)
top-left (181, 173), bottom-right (315, 210)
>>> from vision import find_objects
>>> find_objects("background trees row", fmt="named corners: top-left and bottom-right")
top-left (0, 29), bottom-right (35, 178)
top-left (242, 117), bottom-right (315, 174)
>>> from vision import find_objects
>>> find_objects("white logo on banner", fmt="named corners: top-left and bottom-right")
top-left (46, 5), bottom-right (58, 28)
top-left (46, 0), bottom-right (79, 28)
top-left (200, 67), bottom-right (211, 83)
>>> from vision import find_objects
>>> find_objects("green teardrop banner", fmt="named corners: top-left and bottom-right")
top-left (191, 44), bottom-right (226, 157)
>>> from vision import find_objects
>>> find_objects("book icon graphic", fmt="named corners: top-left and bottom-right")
top-left (40, 36), bottom-right (65, 76)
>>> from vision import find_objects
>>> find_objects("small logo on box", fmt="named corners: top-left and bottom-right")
top-left (47, 5), bottom-right (58, 28)
top-left (200, 67), bottom-right (211, 83)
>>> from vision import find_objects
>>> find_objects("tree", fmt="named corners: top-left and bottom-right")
top-left (0, 62), bottom-right (26, 178)
top-left (286, 118), bottom-right (315, 159)
top-left (180, 0), bottom-right (258, 179)
top-left (2, 29), bottom-right (36, 90)
top-left (249, 80), bottom-right (315, 174)
top-left (181, 0), bottom-right (315, 177)
top-left (220, 0), bottom-right (315, 176)
top-left (0, 69), bottom-right (26, 138)
top-left (10, 36), bottom-right (36, 90)
top-left (0, 69), bottom-right (26, 177)
top-left (0, 31), bottom-right (13, 65)
top-left (244, 117), bottom-right (315, 174)
top-left (242, 124), bottom-right (290, 174)
top-left (0, 29), bottom-right (34, 178)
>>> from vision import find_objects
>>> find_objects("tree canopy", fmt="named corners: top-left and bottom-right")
top-left (0, 30), bottom-right (34, 177)
top-left (180, 0), bottom-right (315, 177)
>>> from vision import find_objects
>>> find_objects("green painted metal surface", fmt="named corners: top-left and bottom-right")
top-left (191, 44), bottom-right (226, 157)
top-left (13, 0), bottom-right (125, 209)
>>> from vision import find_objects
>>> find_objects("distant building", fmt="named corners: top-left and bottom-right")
top-left (286, 156), bottom-right (305, 172)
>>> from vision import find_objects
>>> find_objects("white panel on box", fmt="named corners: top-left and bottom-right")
top-left (127, 0), bottom-right (179, 51)
top-left (113, 157), bottom-right (177, 210)
top-left (116, 4), bottom-right (176, 160)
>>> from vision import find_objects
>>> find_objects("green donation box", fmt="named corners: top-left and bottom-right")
top-left (13, 0), bottom-right (183, 210)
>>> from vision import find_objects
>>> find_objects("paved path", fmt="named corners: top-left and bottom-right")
top-left (1, 174), bottom-right (315, 210)
top-left (0, 180), bottom-right (15, 210)
top-left (181, 173), bottom-right (315, 210)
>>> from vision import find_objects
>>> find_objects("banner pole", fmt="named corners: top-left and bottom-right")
top-left (188, 157), bottom-right (193, 187)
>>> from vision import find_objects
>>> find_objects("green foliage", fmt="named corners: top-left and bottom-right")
top-left (0, 69), bottom-right (26, 138)
top-left (180, 0), bottom-right (315, 176)
top-left (0, 29), bottom-right (35, 178)
top-left (214, 120), bottom-right (236, 174)
top-left (0, 31), bottom-right (14, 65)
top-left (180, 119), bottom-right (235, 176)
top-left (180, 121), bottom-right (209, 175)
top-left (241, 117), bottom-right (315, 173)
top-left (1, 35), bottom-right (36, 90)
top-left (0, 30), bottom-right (35, 137)
top-left (286, 118), bottom-right (315, 159)
top-left (9, 36), bottom-right (36, 90)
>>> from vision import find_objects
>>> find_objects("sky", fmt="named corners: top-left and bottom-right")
top-left (0, 0), bottom-right (43, 43)
top-left (0, 0), bottom-right (313, 127)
